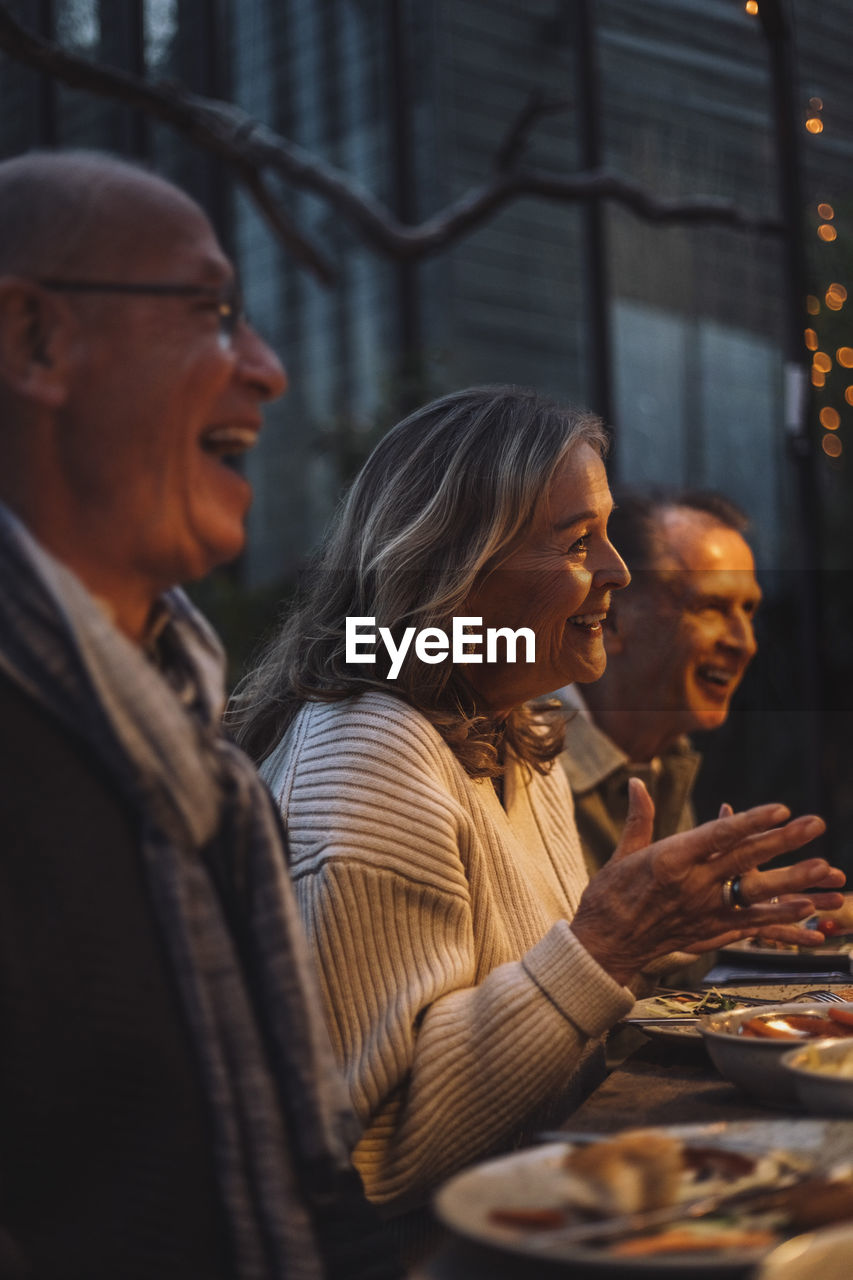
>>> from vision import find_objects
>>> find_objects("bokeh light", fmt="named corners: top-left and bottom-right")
top-left (838, 348), bottom-right (853, 368)
top-left (806, 117), bottom-right (824, 134)
top-left (822, 434), bottom-right (843, 457)
top-left (818, 203), bottom-right (835, 220)
top-left (814, 351), bottom-right (833, 373)
top-left (804, 328), bottom-right (818, 351)
top-left (807, 295), bottom-right (821, 315)
top-left (818, 224), bottom-right (838, 241)
top-left (812, 367), bottom-right (826, 387)
top-left (820, 407), bottom-right (841, 430)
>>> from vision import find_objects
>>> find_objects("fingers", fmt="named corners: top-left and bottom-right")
top-left (688, 896), bottom-right (820, 952)
top-left (753, 922), bottom-right (838, 946)
top-left (657, 804), bottom-right (793, 873)
top-left (771, 891), bottom-right (845, 912)
top-left (738, 860), bottom-right (845, 906)
top-left (611, 777), bottom-right (655, 862)
top-left (711, 814), bottom-right (827, 880)
top-left (706, 804), bottom-right (795, 858)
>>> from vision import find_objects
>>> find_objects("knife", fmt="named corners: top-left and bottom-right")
top-left (624, 1016), bottom-right (702, 1025)
top-left (524, 1174), bottom-right (808, 1251)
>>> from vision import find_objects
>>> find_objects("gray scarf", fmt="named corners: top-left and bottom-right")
top-left (0, 504), bottom-right (392, 1280)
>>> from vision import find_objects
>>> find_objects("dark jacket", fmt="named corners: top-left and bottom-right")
top-left (0, 671), bottom-right (230, 1279)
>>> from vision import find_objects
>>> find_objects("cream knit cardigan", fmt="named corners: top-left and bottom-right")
top-left (262, 692), bottom-right (634, 1211)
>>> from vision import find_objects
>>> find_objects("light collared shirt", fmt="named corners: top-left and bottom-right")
top-left (552, 685), bottom-right (701, 877)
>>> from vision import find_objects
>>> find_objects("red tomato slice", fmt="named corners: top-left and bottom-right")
top-left (827, 1005), bottom-right (853, 1027)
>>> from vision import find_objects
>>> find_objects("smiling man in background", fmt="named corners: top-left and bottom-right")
top-left (555, 491), bottom-right (761, 876)
top-left (0, 150), bottom-right (397, 1280)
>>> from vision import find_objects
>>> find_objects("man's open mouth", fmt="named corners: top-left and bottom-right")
top-left (696, 663), bottom-right (736, 688)
top-left (200, 424), bottom-right (259, 462)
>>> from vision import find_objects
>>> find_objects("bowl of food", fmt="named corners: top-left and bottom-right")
top-left (780, 1037), bottom-right (853, 1116)
top-left (756, 1223), bottom-right (853, 1279)
top-left (699, 1003), bottom-right (853, 1106)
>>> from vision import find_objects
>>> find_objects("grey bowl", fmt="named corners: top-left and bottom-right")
top-left (699, 1002), bottom-right (853, 1107)
top-left (780, 1038), bottom-right (853, 1115)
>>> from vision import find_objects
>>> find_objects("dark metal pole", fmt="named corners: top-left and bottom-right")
top-left (389, 0), bottom-right (422, 414)
top-left (759, 0), bottom-right (826, 820)
top-left (99, 0), bottom-right (148, 157)
top-left (36, 0), bottom-right (57, 144)
top-left (574, 0), bottom-right (613, 435)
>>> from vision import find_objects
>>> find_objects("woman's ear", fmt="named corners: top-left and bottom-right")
top-left (0, 279), bottom-right (72, 408)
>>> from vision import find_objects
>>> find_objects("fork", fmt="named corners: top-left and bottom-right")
top-left (794, 989), bottom-right (845, 1002)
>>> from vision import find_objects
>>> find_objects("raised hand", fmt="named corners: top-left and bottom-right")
top-left (570, 779), bottom-right (844, 985)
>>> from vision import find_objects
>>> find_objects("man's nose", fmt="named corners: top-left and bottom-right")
top-left (235, 325), bottom-right (288, 402)
top-left (721, 610), bottom-right (757, 657)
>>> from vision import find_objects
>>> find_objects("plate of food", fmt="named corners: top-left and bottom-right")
top-left (625, 986), bottom-right (853, 1042)
top-left (723, 901), bottom-right (853, 971)
top-left (722, 937), bottom-right (853, 970)
top-left (433, 1120), bottom-right (853, 1276)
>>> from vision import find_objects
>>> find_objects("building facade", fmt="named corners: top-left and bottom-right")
top-left (2, 0), bottom-right (852, 848)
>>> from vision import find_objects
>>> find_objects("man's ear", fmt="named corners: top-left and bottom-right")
top-left (0, 279), bottom-right (73, 408)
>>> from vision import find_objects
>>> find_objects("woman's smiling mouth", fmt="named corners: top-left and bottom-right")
top-left (568, 611), bottom-right (608, 631)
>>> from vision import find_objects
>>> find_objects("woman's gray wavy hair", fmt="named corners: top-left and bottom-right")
top-left (230, 384), bottom-right (609, 776)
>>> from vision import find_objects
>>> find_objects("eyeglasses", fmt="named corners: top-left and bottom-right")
top-left (36, 276), bottom-right (246, 343)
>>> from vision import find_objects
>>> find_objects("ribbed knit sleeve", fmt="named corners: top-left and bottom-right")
top-left (262, 694), bottom-right (633, 1211)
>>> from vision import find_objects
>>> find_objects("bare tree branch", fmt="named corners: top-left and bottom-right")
top-left (233, 164), bottom-right (336, 285)
top-left (493, 91), bottom-right (571, 172)
top-left (0, 6), bottom-right (343, 281)
top-left (0, 3), bottom-right (785, 287)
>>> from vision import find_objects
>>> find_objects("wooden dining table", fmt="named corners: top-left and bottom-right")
top-left (412, 962), bottom-right (853, 1279)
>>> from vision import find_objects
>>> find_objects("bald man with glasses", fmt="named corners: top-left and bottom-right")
top-left (0, 151), bottom-right (399, 1280)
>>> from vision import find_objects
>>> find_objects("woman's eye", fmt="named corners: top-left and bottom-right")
top-left (567, 535), bottom-right (589, 556)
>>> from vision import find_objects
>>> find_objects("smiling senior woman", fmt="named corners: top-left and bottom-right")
top-left (229, 386), bottom-right (842, 1231)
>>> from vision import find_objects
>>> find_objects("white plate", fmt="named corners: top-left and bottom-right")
top-left (723, 940), bottom-right (853, 970)
top-left (433, 1120), bottom-right (853, 1276)
top-left (626, 985), bottom-right (853, 1042)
